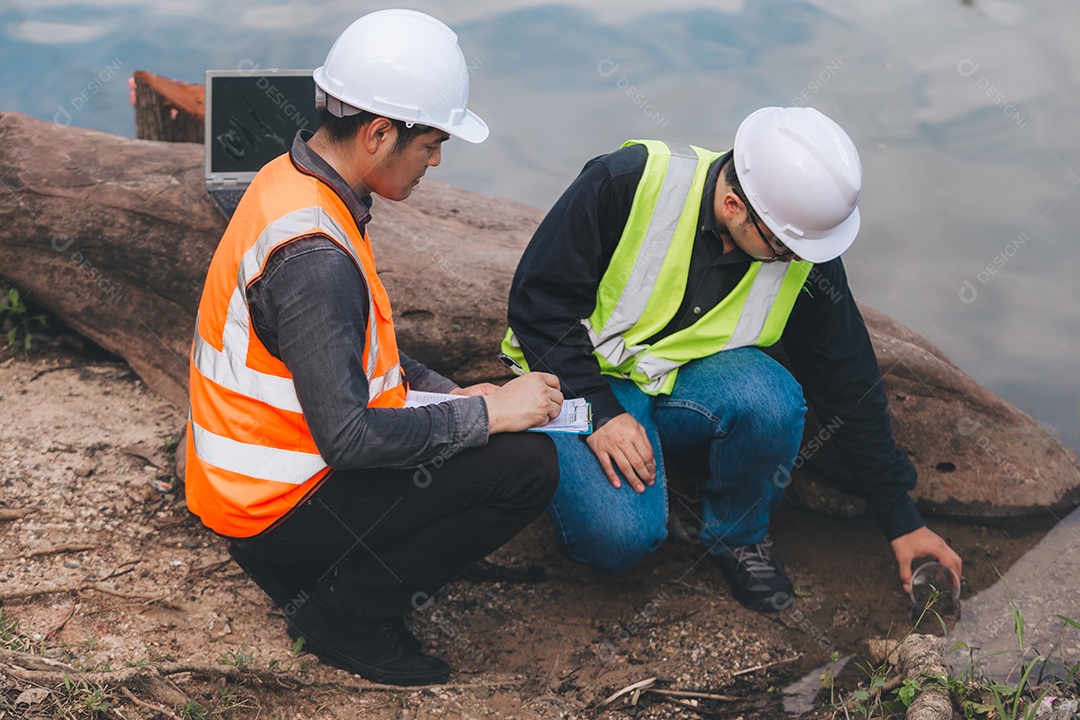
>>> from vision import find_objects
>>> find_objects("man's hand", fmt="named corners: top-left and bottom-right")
top-left (484, 373), bottom-right (563, 434)
top-left (890, 526), bottom-right (962, 594)
top-left (451, 383), bottom-right (500, 397)
top-left (586, 413), bottom-right (656, 493)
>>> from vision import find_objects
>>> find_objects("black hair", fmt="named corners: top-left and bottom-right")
top-left (722, 157), bottom-right (759, 223)
top-left (318, 109), bottom-right (435, 153)
top-left (722, 156), bottom-right (743, 196)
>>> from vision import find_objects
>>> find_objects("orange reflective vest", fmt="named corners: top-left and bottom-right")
top-left (185, 153), bottom-right (406, 538)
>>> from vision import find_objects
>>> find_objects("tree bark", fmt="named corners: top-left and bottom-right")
top-left (895, 634), bottom-right (953, 720)
top-left (132, 71), bottom-right (204, 143)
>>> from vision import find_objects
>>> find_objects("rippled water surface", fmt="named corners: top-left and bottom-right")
top-left (2, 0), bottom-right (1078, 452)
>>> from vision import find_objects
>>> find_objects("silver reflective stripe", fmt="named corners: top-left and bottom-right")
top-left (632, 264), bottom-right (792, 391)
top-left (190, 419), bottom-right (326, 485)
top-left (236, 207), bottom-right (381, 379)
top-left (594, 142), bottom-right (700, 342)
top-left (192, 206), bottom-right (388, 411)
top-left (723, 263), bottom-right (789, 350)
top-left (368, 363), bottom-right (402, 399)
top-left (587, 326), bottom-right (638, 368)
top-left (192, 321), bottom-right (303, 413)
top-left (635, 353), bottom-right (682, 391)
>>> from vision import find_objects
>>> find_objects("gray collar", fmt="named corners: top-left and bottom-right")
top-left (290, 130), bottom-right (373, 228)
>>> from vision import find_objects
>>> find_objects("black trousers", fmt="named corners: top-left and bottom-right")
top-left (232, 433), bottom-right (559, 619)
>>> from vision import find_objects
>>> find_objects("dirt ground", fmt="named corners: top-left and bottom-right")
top-left (0, 331), bottom-right (1050, 720)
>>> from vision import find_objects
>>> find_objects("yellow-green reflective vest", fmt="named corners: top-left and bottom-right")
top-left (503, 139), bottom-right (813, 396)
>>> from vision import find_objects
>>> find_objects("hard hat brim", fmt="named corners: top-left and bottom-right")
top-left (781, 207), bottom-right (860, 264)
top-left (437, 109), bottom-right (489, 144)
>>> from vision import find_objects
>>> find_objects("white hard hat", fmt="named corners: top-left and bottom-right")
top-left (733, 107), bottom-right (862, 263)
top-left (313, 9), bottom-right (489, 144)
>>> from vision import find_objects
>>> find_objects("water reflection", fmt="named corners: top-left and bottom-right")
top-left (0, 0), bottom-right (1077, 452)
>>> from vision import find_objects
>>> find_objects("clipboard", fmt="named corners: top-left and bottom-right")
top-left (404, 391), bottom-right (592, 434)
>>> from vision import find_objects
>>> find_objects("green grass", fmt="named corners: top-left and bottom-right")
top-left (181, 699), bottom-right (209, 720)
top-left (218, 647), bottom-right (255, 668)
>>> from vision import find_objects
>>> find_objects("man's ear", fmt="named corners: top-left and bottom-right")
top-left (361, 117), bottom-right (395, 154)
top-left (719, 190), bottom-right (744, 222)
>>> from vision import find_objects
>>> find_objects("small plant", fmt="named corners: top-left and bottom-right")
top-left (181, 698), bottom-right (209, 720)
top-left (0, 284), bottom-right (48, 351)
top-left (895, 677), bottom-right (922, 708)
top-left (290, 636), bottom-right (306, 656)
top-left (216, 685), bottom-right (254, 713)
top-left (0, 609), bottom-right (42, 655)
top-left (0, 609), bottom-right (26, 652)
top-left (61, 674), bottom-right (113, 716)
top-left (218, 647), bottom-right (255, 668)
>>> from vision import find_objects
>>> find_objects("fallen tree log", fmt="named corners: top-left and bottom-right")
top-left (132, 70), bottom-right (204, 143)
top-left (1, 111), bottom-right (1078, 520)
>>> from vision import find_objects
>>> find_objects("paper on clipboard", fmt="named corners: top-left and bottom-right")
top-left (404, 390), bottom-right (592, 434)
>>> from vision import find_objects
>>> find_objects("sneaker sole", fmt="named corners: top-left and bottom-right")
top-left (287, 622), bottom-right (450, 686)
top-left (729, 585), bottom-right (794, 613)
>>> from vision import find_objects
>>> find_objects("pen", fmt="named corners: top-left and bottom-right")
top-left (497, 352), bottom-right (526, 376)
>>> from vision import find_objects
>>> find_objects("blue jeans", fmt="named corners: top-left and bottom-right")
top-left (548, 347), bottom-right (806, 573)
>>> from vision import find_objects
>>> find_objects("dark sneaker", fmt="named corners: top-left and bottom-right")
top-left (286, 597), bottom-right (449, 686)
top-left (391, 616), bottom-right (422, 652)
top-left (711, 536), bottom-right (794, 613)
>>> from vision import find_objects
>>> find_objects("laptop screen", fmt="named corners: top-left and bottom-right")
top-left (206, 72), bottom-right (320, 177)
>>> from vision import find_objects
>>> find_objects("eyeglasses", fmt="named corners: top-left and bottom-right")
top-left (731, 187), bottom-right (796, 260)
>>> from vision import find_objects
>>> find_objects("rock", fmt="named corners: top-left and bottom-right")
top-left (782, 308), bottom-right (1080, 520)
top-left (1, 111), bottom-right (1078, 520)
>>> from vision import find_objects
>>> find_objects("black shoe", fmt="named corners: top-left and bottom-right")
top-left (711, 536), bottom-right (794, 613)
top-left (391, 616), bottom-right (422, 652)
top-left (287, 598), bottom-right (449, 686)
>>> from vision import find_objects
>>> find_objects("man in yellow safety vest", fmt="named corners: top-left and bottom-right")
top-left (503, 108), bottom-right (961, 612)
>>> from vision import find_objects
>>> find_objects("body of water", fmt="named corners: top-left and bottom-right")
top-left (1, 0), bottom-right (1077, 453)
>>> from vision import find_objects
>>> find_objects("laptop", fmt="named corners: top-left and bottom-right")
top-left (204, 69), bottom-right (321, 218)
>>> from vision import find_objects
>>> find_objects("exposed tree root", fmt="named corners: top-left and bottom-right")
top-left (23, 543), bottom-right (98, 558)
top-left (0, 582), bottom-right (173, 603)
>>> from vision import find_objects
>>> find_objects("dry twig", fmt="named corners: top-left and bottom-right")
top-left (731, 653), bottom-right (804, 677)
top-left (118, 686), bottom-right (183, 720)
top-left (0, 508), bottom-right (35, 522)
top-left (24, 543), bottom-right (97, 559)
top-left (597, 677), bottom-right (657, 708)
top-left (28, 362), bottom-right (128, 383)
top-left (43, 604), bottom-right (77, 640)
top-left (648, 688), bottom-right (742, 702)
top-left (0, 582), bottom-right (173, 603)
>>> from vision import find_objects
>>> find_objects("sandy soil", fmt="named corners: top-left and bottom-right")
top-left (0, 333), bottom-right (1047, 720)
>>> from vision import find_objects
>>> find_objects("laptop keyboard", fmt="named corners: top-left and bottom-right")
top-left (209, 187), bottom-right (247, 219)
